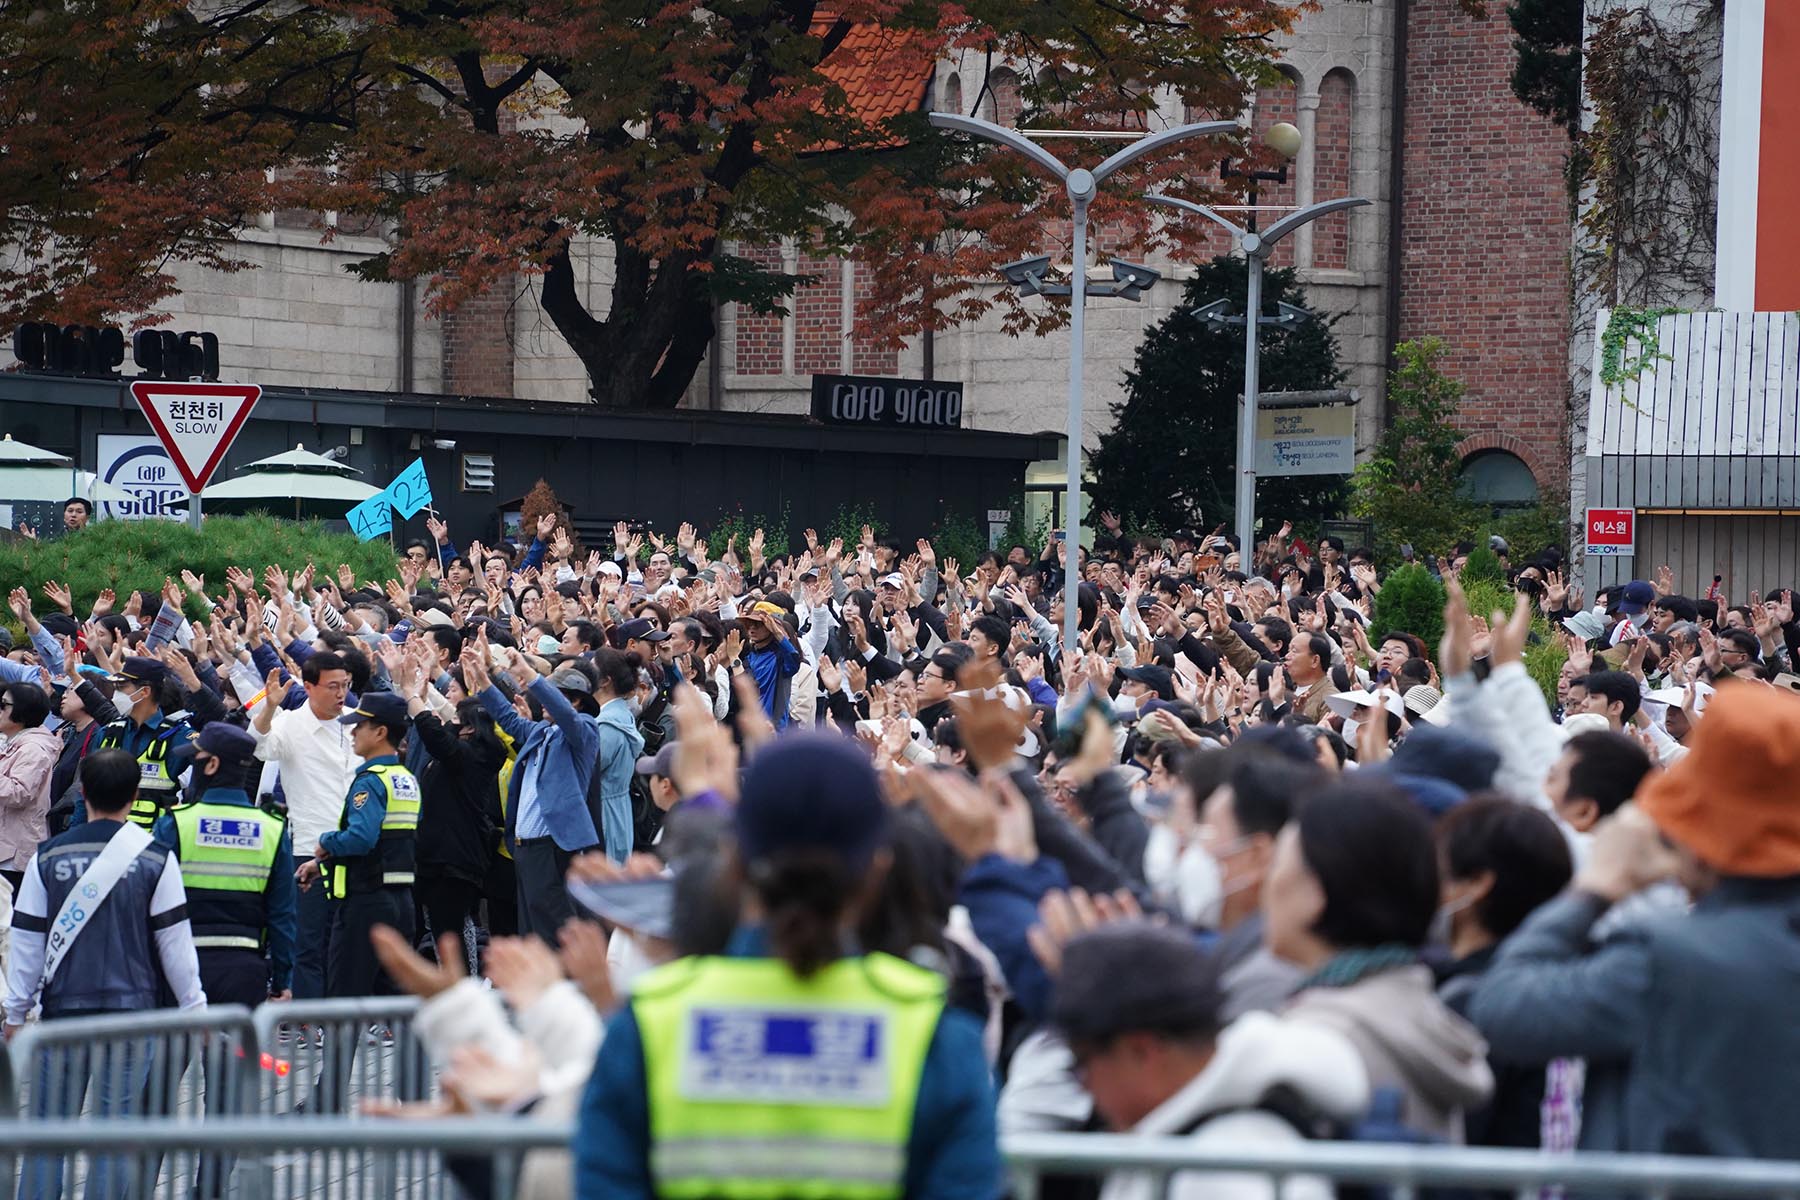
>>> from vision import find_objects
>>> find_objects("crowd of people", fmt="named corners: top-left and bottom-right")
top-left (2, 502), bottom-right (1798, 1198)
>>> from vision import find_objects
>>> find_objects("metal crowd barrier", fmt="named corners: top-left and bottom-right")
top-left (3, 1006), bottom-right (259, 1200)
top-left (2, 1120), bottom-right (1800, 1200)
top-left (0, 999), bottom-right (432, 1200)
top-left (1002, 1134), bottom-right (1800, 1200)
top-left (248, 996), bottom-right (430, 1117)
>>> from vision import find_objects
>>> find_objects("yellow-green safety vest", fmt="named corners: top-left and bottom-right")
top-left (632, 952), bottom-right (946, 1200)
top-left (100, 721), bottom-right (185, 829)
top-left (326, 762), bottom-right (422, 899)
top-left (171, 800), bottom-right (284, 951)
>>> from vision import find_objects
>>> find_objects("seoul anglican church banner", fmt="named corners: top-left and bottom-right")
top-left (1253, 404), bottom-right (1356, 476)
top-left (810, 374), bottom-right (964, 430)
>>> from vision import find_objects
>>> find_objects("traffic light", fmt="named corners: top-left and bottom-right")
top-left (10, 323), bottom-right (126, 375)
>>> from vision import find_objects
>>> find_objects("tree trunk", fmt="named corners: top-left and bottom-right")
top-left (537, 230), bottom-right (719, 410)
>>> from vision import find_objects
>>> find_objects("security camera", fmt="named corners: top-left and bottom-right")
top-left (1186, 298), bottom-right (1235, 326)
top-left (432, 438), bottom-right (457, 451)
top-left (1109, 259), bottom-right (1161, 301)
top-left (998, 255), bottom-right (1053, 296)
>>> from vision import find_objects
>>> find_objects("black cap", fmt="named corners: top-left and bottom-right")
top-left (109, 656), bottom-right (166, 687)
top-left (735, 733), bottom-right (887, 869)
top-left (1049, 924), bottom-right (1223, 1045)
top-left (338, 692), bottom-right (410, 728)
top-left (615, 617), bottom-right (669, 645)
top-left (1118, 664), bottom-right (1175, 701)
top-left (196, 723), bottom-right (259, 766)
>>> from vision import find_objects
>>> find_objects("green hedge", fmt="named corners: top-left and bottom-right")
top-left (1372, 563), bottom-right (1447, 653)
top-left (0, 515), bottom-right (400, 630)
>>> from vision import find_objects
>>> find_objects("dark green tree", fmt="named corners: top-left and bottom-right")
top-left (1509, 0), bottom-right (1583, 134)
top-left (1349, 337), bottom-right (1484, 563)
top-left (1089, 256), bottom-right (1349, 537)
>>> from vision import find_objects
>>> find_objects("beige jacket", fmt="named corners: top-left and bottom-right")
top-left (0, 727), bottom-right (60, 871)
top-left (1282, 965), bottom-right (1494, 1143)
top-left (1295, 677), bottom-right (1338, 725)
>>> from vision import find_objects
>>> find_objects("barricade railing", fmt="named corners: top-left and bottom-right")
top-left (3, 1120), bottom-right (1800, 1200)
top-left (3, 1005), bottom-right (259, 1200)
top-left (1002, 1134), bottom-right (1800, 1200)
top-left (248, 995), bottom-right (429, 1117)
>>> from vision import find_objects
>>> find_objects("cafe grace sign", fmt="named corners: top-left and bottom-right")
top-left (810, 373), bottom-right (965, 430)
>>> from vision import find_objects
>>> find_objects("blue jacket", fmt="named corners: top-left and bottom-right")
top-left (1471, 878), bottom-right (1800, 1158)
top-left (958, 854), bottom-right (1069, 1024)
top-left (575, 929), bottom-right (1003, 1200)
top-left (743, 635), bottom-right (800, 728)
top-left (590, 698), bottom-right (644, 864)
top-left (480, 678), bottom-right (601, 853)
top-left (151, 786), bottom-right (299, 994)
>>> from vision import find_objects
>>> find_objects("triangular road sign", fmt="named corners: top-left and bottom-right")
top-left (128, 381), bottom-right (263, 494)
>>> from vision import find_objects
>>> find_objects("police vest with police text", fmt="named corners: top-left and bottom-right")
top-left (631, 952), bottom-right (946, 1200)
top-left (170, 799), bottom-right (284, 951)
top-left (100, 717), bottom-right (189, 829)
top-left (327, 763), bottom-right (421, 898)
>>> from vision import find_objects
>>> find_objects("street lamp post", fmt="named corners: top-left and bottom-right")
top-left (1145, 190), bottom-right (1370, 563)
top-left (928, 113), bottom-right (1238, 655)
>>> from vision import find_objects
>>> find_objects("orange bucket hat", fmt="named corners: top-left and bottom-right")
top-left (1637, 683), bottom-right (1800, 877)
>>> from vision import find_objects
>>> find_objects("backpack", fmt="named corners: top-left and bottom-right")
top-left (629, 704), bottom-right (669, 853)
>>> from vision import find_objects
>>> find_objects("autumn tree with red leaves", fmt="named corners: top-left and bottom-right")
top-left (2, 0), bottom-right (1308, 408)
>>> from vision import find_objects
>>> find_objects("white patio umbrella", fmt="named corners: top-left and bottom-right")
top-left (199, 444), bottom-right (382, 516)
top-left (0, 436), bottom-right (136, 503)
top-left (0, 434), bottom-right (67, 464)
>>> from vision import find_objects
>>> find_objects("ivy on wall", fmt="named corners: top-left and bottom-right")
top-left (1597, 305), bottom-right (1678, 390)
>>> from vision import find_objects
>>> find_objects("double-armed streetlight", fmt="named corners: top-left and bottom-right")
top-left (928, 112), bottom-right (1238, 654)
top-left (1147, 183), bottom-right (1369, 561)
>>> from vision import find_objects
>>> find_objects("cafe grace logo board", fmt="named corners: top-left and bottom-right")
top-left (810, 374), bottom-right (964, 430)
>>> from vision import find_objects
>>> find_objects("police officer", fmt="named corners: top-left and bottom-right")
top-left (152, 723), bottom-right (298, 1004)
top-left (575, 731), bottom-right (1002, 1199)
top-left (149, 723), bottom-right (295, 1198)
top-left (297, 692), bottom-right (420, 999)
top-left (94, 656), bottom-right (196, 830)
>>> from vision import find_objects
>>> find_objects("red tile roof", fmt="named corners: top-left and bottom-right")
top-left (812, 15), bottom-right (935, 129)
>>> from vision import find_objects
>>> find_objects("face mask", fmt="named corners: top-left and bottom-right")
top-left (537, 635), bottom-right (561, 656)
top-left (1429, 891), bottom-right (1478, 947)
top-left (1174, 839), bottom-right (1256, 929)
top-left (1341, 717), bottom-right (1360, 744)
top-left (627, 695), bottom-right (644, 717)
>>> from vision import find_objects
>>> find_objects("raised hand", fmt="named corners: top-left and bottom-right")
top-left (159, 645), bottom-right (201, 691)
top-left (915, 539), bottom-right (936, 568)
top-left (426, 515), bottom-right (450, 544)
top-left (371, 926), bottom-right (465, 1000)
top-left (264, 564), bottom-right (289, 597)
top-left (179, 570), bottom-right (206, 597)
top-left (1543, 569), bottom-right (1568, 611)
top-left (1654, 564), bottom-right (1675, 597)
top-left (40, 580), bottom-right (72, 614)
top-left (1028, 888), bottom-right (1145, 976)
top-left (556, 918), bottom-right (618, 1011)
top-left (90, 587), bottom-right (116, 617)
